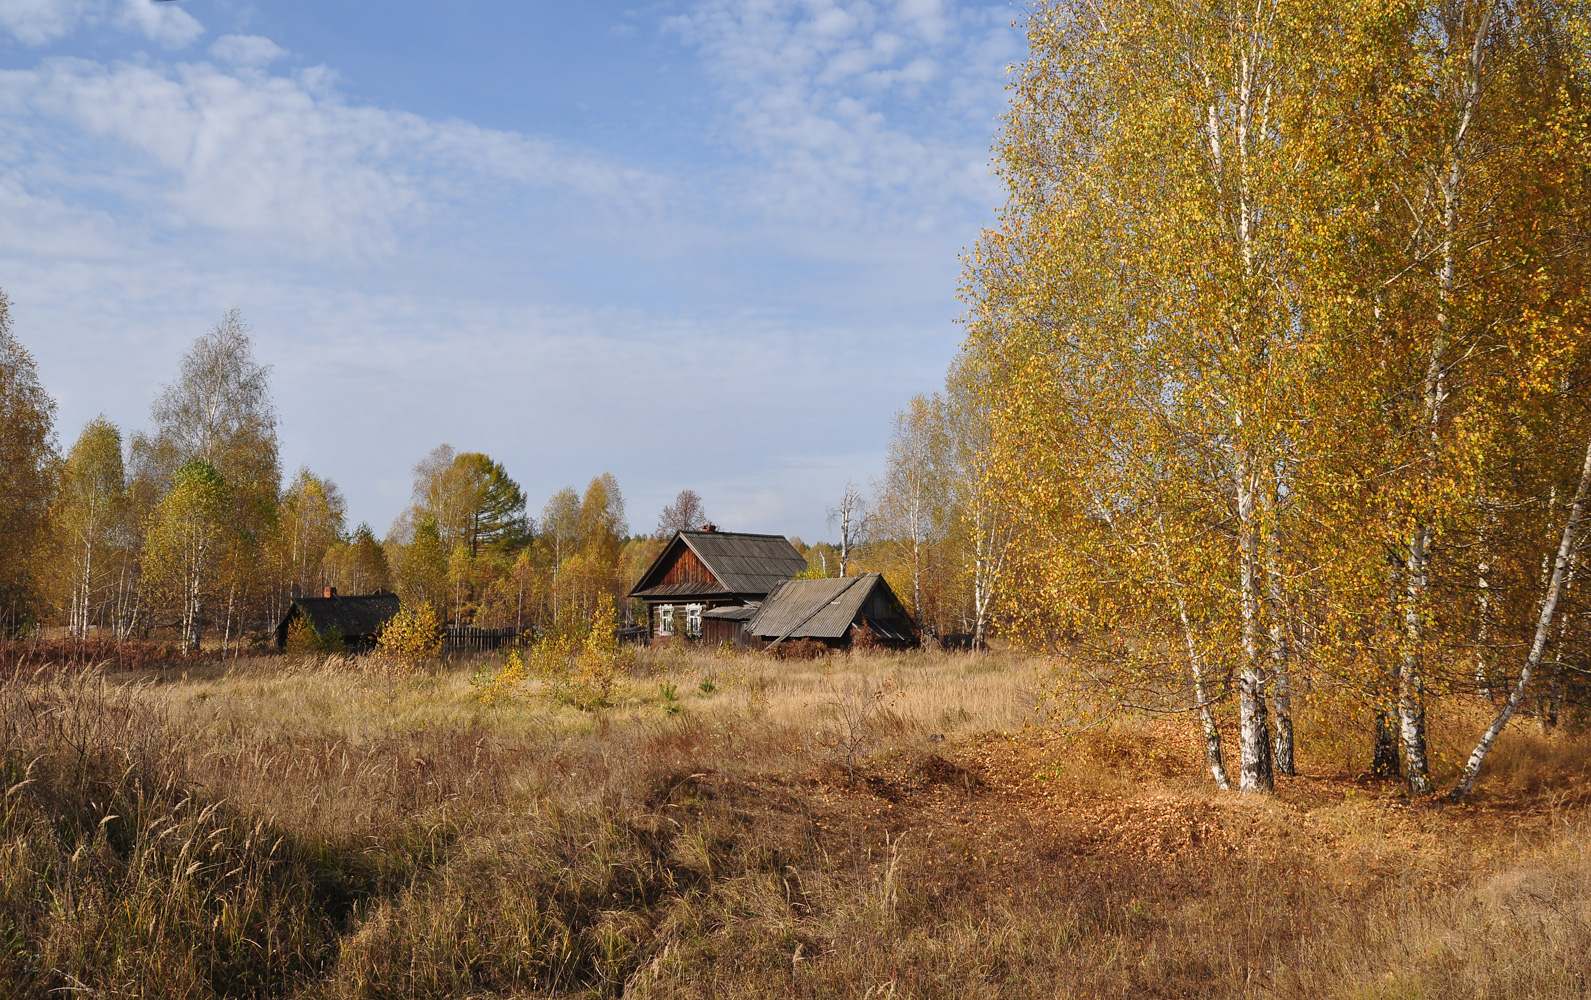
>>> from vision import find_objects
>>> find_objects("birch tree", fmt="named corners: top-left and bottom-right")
top-left (1452, 433), bottom-right (1591, 800)
top-left (541, 487), bottom-right (582, 617)
top-left (874, 396), bottom-right (947, 632)
top-left (322, 523), bottom-right (392, 595)
top-left (958, 0), bottom-right (1587, 798)
top-left (143, 459), bottom-right (230, 651)
top-left (0, 295), bottom-right (56, 633)
top-left (276, 469), bottom-right (346, 598)
top-left (944, 366), bottom-right (1013, 648)
top-left (148, 310), bottom-right (279, 525)
top-left (49, 418), bottom-right (126, 637)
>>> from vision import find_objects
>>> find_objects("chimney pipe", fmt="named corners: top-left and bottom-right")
top-left (324, 586), bottom-right (337, 599)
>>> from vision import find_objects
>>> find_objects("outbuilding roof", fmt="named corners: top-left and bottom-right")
top-left (701, 604), bottom-right (758, 621)
top-left (746, 573), bottom-right (914, 642)
top-left (629, 530), bottom-right (808, 600)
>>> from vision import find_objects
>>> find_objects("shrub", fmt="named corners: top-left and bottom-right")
top-left (474, 597), bottom-right (634, 710)
top-left (475, 647), bottom-right (530, 705)
top-left (548, 597), bottom-right (631, 710)
top-left (284, 615), bottom-right (346, 657)
top-left (772, 637), bottom-right (830, 660)
top-left (374, 605), bottom-right (443, 667)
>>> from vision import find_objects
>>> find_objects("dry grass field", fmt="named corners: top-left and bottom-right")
top-left (2, 645), bottom-right (1589, 998)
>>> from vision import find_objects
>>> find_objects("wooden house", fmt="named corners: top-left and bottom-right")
top-left (627, 528), bottom-right (808, 645)
top-left (274, 588), bottom-right (400, 651)
top-left (745, 573), bottom-right (919, 650)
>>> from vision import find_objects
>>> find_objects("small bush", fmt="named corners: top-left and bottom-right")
top-left (475, 647), bottom-right (530, 705)
top-left (284, 615), bottom-right (346, 657)
top-left (772, 637), bottom-right (831, 660)
top-left (374, 605), bottom-right (443, 667)
top-left (544, 596), bottom-right (632, 710)
top-left (659, 680), bottom-right (682, 714)
top-left (477, 597), bottom-right (634, 710)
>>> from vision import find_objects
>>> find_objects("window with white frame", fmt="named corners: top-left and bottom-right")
top-left (658, 605), bottom-right (674, 636)
top-left (686, 603), bottom-right (703, 638)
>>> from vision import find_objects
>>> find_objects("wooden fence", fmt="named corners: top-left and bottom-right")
top-left (444, 625), bottom-right (523, 653)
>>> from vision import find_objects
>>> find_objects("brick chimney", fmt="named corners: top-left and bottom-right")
top-left (700, 523), bottom-right (717, 532)
top-left (323, 586), bottom-right (337, 599)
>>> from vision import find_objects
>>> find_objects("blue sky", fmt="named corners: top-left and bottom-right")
top-left (0, 0), bottom-right (1019, 541)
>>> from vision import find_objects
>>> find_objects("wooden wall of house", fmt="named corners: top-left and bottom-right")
top-left (701, 618), bottom-right (745, 647)
top-left (658, 547), bottom-right (715, 587)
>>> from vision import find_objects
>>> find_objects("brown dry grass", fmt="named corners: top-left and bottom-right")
top-left (1, 645), bottom-right (1587, 998)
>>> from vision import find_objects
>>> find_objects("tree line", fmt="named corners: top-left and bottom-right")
top-left (941, 0), bottom-right (1590, 800)
top-left (0, 302), bottom-right (657, 649)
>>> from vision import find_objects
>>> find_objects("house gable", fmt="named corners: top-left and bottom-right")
top-left (629, 535), bottom-right (730, 600)
top-left (629, 530), bottom-right (806, 601)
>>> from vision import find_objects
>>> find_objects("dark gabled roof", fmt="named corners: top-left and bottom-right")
top-left (629, 530), bottom-right (807, 599)
top-left (277, 592), bottom-right (400, 642)
top-left (746, 573), bottom-right (908, 640)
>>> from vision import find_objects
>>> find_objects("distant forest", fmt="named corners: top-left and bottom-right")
top-left (0, 299), bottom-right (1002, 652)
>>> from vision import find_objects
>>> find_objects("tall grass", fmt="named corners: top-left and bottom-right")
top-left (0, 648), bottom-right (1586, 997)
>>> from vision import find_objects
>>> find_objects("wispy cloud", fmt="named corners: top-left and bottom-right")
top-left (208, 34), bottom-right (286, 68)
top-left (665, 0), bottom-right (1015, 231)
top-left (0, 55), bottom-right (666, 258)
top-left (0, 0), bottom-right (202, 48)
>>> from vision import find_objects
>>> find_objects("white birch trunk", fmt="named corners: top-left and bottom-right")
top-left (184, 521), bottom-right (209, 653)
top-left (911, 530), bottom-right (923, 636)
top-left (1263, 486), bottom-right (1295, 776)
top-left (1451, 433), bottom-right (1591, 801)
top-left (1399, 529), bottom-right (1435, 793)
top-left (1230, 10), bottom-right (1272, 795)
top-left (1236, 447), bottom-right (1274, 793)
top-left (969, 492), bottom-right (1011, 649)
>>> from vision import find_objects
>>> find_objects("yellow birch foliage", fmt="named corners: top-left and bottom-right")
top-left (962, 0), bottom-right (1591, 792)
top-left (375, 604), bottom-right (443, 668)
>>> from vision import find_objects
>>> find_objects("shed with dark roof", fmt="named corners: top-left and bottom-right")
top-left (745, 573), bottom-right (918, 650)
top-left (274, 589), bottom-right (401, 651)
top-left (628, 528), bottom-right (808, 643)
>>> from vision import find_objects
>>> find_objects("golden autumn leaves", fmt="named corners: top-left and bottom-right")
top-left (963, 0), bottom-right (1591, 798)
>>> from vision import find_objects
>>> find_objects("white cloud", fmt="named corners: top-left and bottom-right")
top-left (0, 56), bottom-right (665, 257)
top-left (0, 0), bottom-right (91, 45)
top-left (208, 33), bottom-right (286, 67)
top-left (114, 0), bottom-right (202, 48)
top-left (0, 0), bottom-right (202, 47)
top-left (665, 1), bottom-right (1014, 230)
top-left (895, 0), bottom-right (949, 43)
